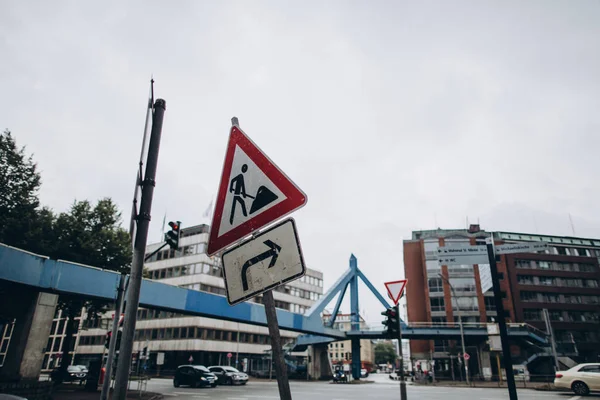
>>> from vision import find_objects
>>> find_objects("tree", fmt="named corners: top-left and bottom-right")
top-left (374, 342), bottom-right (398, 365)
top-left (51, 198), bottom-right (131, 380)
top-left (0, 129), bottom-right (50, 250)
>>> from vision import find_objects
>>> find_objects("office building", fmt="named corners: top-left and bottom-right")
top-left (404, 225), bottom-right (600, 376)
top-left (323, 312), bottom-right (375, 370)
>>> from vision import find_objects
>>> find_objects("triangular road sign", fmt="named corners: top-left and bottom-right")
top-left (384, 280), bottom-right (407, 306)
top-left (207, 125), bottom-right (307, 256)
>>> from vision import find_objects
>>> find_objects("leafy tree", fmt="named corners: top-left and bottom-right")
top-left (374, 342), bottom-right (398, 365)
top-left (51, 199), bottom-right (131, 380)
top-left (0, 129), bottom-right (51, 250)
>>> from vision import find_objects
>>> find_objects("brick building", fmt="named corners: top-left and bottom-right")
top-left (403, 226), bottom-right (600, 377)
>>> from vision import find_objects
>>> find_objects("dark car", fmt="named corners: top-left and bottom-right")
top-left (208, 366), bottom-right (249, 385)
top-left (50, 365), bottom-right (87, 383)
top-left (173, 365), bottom-right (217, 388)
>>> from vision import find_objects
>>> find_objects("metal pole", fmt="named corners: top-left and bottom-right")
top-left (485, 236), bottom-right (518, 400)
top-left (100, 274), bottom-right (126, 400)
top-left (113, 99), bottom-right (166, 400)
top-left (439, 274), bottom-right (469, 384)
top-left (396, 304), bottom-right (408, 400)
top-left (542, 309), bottom-right (560, 372)
top-left (263, 291), bottom-right (292, 400)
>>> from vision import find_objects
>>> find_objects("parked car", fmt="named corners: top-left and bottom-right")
top-left (50, 365), bottom-right (87, 383)
top-left (554, 363), bottom-right (600, 396)
top-left (0, 395), bottom-right (29, 400)
top-left (208, 366), bottom-right (249, 385)
top-left (173, 365), bottom-right (217, 388)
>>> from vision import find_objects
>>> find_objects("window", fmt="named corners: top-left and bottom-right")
top-left (579, 365), bottom-right (600, 373)
top-left (449, 277), bottom-right (476, 292)
top-left (520, 291), bottom-right (538, 302)
top-left (523, 309), bottom-right (542, 320)
top-left (584, 279), bottom-right (599, 288)
top-left (428, 278), bottom-right (443, 293)
top-left (517, 275), bottom-right (533, 285)
top-left (430, 297), bottom-right (445, 312)
top-left (484, 296), bottom-right (495, 311)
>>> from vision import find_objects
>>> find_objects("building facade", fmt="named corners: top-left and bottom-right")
top-left (32, 223), bottom-right (324, 373)
top-left (404, 225), bottom-right (600, 377)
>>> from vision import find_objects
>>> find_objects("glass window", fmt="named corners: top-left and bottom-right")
top-left (428, 278), bottom-right (443, 293)
top-left (430, 297), bottom-right (445, 312)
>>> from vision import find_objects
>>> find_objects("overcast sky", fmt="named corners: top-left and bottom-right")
top-left (2, 1), bottom-right (599, 325)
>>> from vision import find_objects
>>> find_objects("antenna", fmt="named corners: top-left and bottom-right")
top-left (568, 213), bottom-right (576, 236)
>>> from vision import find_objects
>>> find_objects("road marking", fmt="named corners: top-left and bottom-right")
top-left (569, 397), bottom-right (581, 400)
top-left (226, 398), bottom-right (248, 400)
top-left (245, 396), bottom-right (279, 399)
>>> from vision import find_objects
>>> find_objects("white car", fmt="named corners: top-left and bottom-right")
top-left (554, 363), bottom-right (600, 396)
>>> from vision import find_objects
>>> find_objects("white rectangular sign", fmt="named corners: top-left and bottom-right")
top-left (438, 254), bottom-right (489, 265)
top-left (437, 245), bottom-right (487, 256)
top-left (479, 264), bottom-right (493, 293)
top-left (222, 218), bottom-right (306, 306)
top-left (495, 242), bottom-right (548, 255)
top-left (156, 352), bottom-right (165, 366)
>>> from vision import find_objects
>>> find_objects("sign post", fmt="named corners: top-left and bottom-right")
top-left (210, 117), bottom-right (301, 400)
top-left (384, 280), bottom-right (407, 400)
top-left (485, 236), bottom-right (518, 400)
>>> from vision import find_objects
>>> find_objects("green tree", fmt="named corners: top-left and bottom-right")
top-left (374, 342), bottom-right (398, 365)
top-left (0, 129), bottom-right (53, 251)
top-left (51, 198), bottom-right (131, 380)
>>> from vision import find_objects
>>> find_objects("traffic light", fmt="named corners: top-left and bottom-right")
top-left (165, 221), bottom-right (182, 250)
top-left (105, 331), bottom-right (112, 349)
top-left (382, 305), bottom-right (400, 338)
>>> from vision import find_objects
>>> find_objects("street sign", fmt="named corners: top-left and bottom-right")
top-left (438, 245), bottom-right (487, 255)
top-left (157, 352), bottom-right (165, 366)
top-left (227, 352), bottom-right (232, 359)
top-left (495, 242), bottom-right (548, 255)
top-left (464, 353), bottom-right (470, 361)
top-left (221, 218), bottom-right (306, 305)
top-left (438, 254), bottom-right (488, 265)
top-left (384, 280), bottom-right (407, 305)
top-left (437, 245), bottom-right (488, 265)
top-left (207, 125), bottom-right (307, 256)
top-left (479, 263), bottom-right (493, 293)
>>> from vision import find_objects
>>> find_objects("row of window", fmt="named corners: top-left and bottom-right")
top-left (515, 260), bottom-right (597, 273)
top-left (523, 309), bottom-right (599, 323)
top-left (180, 283), bottom-right (227, 296)
top-left (520, 291), bottom-right (600, 305)
top-left (330, 352), bottom-right (351, 361)
top-left (79, 327), bottom-right (295, 346)
top-left (517, 275), bottom-right (599, 288)
top-left (149, 262), bottom-right (222, 280)
top-left (555, 330), bottom-right (599, 342)
top-left (145, 243), bottom-right (209, 262)
top-left (296, 274), bottom-right (324, 288)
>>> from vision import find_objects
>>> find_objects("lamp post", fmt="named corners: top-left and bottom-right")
top-left (438, 273), bottom-right (470, 385)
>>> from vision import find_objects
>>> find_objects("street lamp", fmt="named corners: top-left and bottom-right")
top-left (438, 273), bottom-right (470, 385)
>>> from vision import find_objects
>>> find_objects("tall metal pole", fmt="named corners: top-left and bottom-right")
top-left (485, 236), bottom-right (518, 400)
top-left (100, 274), bottom-right (126, 400)
top-left (113, 99), bottom-right (166, 400)
top-left (263, 291), bottom-right (292, 400)
top-left (396, 304), bottom-right (407, 400)
top-left (439, 274), bottom-right (469, 384)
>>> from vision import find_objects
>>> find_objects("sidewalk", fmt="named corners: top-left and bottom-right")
top-left (51, 386), bottom-right (162, 400)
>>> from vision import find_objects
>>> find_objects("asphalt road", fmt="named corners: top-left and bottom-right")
top-left (142, 375), bottom-right (595, 400)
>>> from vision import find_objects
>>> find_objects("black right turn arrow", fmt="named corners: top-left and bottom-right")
top-left (241, 240), bottom-right (281, 291)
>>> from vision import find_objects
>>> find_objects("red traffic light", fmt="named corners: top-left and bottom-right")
top-left (169, 221), bottom-right (179, 231)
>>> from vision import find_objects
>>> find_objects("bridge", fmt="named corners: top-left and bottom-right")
top-left (0, 243), bottom-right (548, 380)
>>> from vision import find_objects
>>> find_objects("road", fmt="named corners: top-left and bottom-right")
top-left (142, 375), bottom-right (592, 400)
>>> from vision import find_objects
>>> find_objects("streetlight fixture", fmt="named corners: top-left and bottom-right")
top-left (438, 273), bottom-right (470, 385)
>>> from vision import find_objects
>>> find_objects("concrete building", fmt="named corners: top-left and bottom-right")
top-left (72, 223), bottom-right (324, 374)
top-left (404, 225), bottom-right (600, 378)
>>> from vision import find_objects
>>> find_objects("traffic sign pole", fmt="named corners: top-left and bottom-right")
top-left (263, 291), bottom-right (292, 400)
top-left (231, 118), bottom-right (292, 400)
top-left (396, 304), bottom-right (407, 400)
top-left (485, 236), bottom-right (518, 400)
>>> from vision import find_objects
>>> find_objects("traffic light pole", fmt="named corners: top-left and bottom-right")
top-left (100, 273), bottom-right (126, 400)
top-left (485, 236), bottom-right (518, 400)
top-left (113, 99), bottom-right (166, 400)
top-left (396, 304), bottom-right (408, 400)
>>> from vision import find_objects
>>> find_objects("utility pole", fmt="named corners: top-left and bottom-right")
top-left (438, 273), bottom-right (469, 384)
top-left (396, 304), bottom-right (407, 400)
top-left (113, 99), bottom-right (166, 400)
top-left (485, 236), bottom-right (518, 400)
